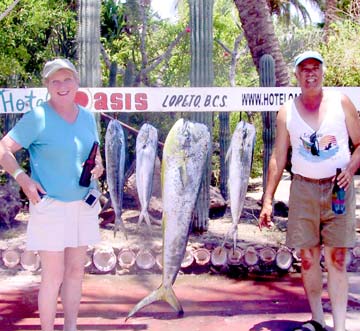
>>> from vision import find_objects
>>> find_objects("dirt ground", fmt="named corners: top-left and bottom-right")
top-left (0, 175), bottom-right (290, 275)
top-left (1, 175), bottom-right (360, 331)
top-left (1, 173), bottom-right (359, 277)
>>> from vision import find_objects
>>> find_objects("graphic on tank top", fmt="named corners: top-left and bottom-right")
top-left (298, 131), bottom-right (338, 161)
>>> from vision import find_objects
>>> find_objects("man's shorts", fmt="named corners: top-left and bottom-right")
top-left (286, 174), bottom-right (356, 249)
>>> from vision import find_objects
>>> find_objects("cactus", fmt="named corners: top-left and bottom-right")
top-left (188, 0), bottom-right (214, 233)
top-left (77, 0), bottom-right (102, 88)
top-left (259, 54), bottom-right (276, 192)
top-left (219, 112), bottom-right (230, 199)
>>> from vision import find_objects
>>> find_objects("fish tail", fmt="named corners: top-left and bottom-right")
top-left (137, 210), bottom-right (152, 229)
top-left (232, 228), bottom-right (238, 251)
top-left (113, 216), bottom-right (127, 240)
top-left (223, 223), bottom-right (238, 248)
top-left (137, 211), bottom-right (145, 227)
top-left (125, 285), bottom-right (183, 321)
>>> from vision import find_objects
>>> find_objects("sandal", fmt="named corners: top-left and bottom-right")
top-left (293, 320), bottom-right (327, 331)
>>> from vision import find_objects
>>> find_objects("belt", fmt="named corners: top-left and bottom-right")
top-left (293, 173), bottom-right (333, 184)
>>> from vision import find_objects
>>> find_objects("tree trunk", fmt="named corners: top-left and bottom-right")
top-left (188, 0), bottom-right (214, 233)
top-left (324, 0), bottom-right (337, 42)
top-left (233, 0), bottom-right (289, 87)
top-left (233, 0), bottom-right (289, 197)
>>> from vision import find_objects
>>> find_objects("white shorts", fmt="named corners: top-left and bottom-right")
top-left (27, 198), bottom-right (101, 251)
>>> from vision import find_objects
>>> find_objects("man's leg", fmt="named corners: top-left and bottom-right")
top-left (300, 246), bottom-right (326, 327)
top-left (61, 246), bottom-right (87, 331)
top-left (324, 247), bottom-right (348, 331)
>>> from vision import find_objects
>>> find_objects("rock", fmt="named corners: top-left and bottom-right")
top-left (0, 178), bottom-right (22, 228)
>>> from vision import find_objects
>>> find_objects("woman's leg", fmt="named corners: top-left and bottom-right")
top-left (38, 251), bottom-right (65, 331)
top-left (61, 246), bottom-right (87, 331)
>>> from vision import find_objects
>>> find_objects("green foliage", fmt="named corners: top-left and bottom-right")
top-left (276, 21), bottom-right (323, 84)
top-left (2, 0), bottom-right (360, 184)
top-left (0, 0), bottom-right (76, 87)
top-left (101, 0), bottom-right (126, 42)
top-left (320, 21), bottom-right (360, 86)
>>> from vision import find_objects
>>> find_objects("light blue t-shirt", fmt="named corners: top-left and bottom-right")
top-left (9, 102), bottom-right (99, 201)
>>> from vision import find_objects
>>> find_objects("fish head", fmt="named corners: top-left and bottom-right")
top-left (136, 123), bottom-right (158, 151)
top-left (163, 119), bottom-right (210, 157)
top-left (106, 120), bottom-right (125, 138)
top-left (233, 121), bottom-right (256, 150)
top-left (105, 120), bottom-right (125, 153)
top-left (161, 119), bottom-right (211, 193)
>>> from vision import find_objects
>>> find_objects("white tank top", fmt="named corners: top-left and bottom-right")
top-left (286, 91), bottom-right (350, 179)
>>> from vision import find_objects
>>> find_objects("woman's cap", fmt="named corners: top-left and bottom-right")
top-left (294, 51), bottom-right (324, 68)
top-left (42, 58), bottom-right (78, 79)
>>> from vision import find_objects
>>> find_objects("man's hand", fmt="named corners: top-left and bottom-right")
top-left (259, 201), bottom-right (274, 231)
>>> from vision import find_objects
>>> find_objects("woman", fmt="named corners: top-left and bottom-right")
top-left (0, 58), bottom-right (104, 331)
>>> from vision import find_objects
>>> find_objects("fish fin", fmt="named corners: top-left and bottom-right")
top-left (125, 285), bottom-right (183, 321)
top-left (113, 217), bottom-right (128, 240)
top-left (178, 164), bottom-right (187, 188)
top-left (164, 285), bottom-right (184, 316)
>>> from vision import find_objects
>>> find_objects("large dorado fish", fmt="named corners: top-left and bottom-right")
top-left (126, 118), bottom-right (211, 320)
top-left (105, 119), bottom-right (127, 239)
top-left (135, 123), bottom-right (158, 229)
top-left (224, 121), bottom-right (256, 250)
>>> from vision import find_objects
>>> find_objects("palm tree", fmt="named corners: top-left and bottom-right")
top-left (324, 0), bottom-right (337, 42)
top-left (233, 0), bottom-right (288, 86)
top-left (232, 0), bottom-right (288, 196)
top-left (268, 0), bottom-right (323, 25)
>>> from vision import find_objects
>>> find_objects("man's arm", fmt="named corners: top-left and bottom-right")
top-left (259, 104), bottom-right (291, 229)
top-left (339, 94), bottom-right (360, 189)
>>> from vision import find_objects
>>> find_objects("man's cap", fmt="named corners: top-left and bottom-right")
top-left (294, 51), bottom-right (324, 67)
top-left (42, 58), bottom-right (78, 79)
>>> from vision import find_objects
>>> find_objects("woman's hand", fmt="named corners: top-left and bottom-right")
top-left (16, 172), bottom-right (46, 204)
top-left (91, 161), bottom-right (104, 180)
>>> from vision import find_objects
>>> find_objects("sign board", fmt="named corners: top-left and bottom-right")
top-left (1, 86), bottom-right (359, 114)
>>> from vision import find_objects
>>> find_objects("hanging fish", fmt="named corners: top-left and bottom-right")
top-left (135, 123), bottom-right (158, 229)
top-left (224, 121), bottom-right (256, 250)
top-left (126, 118), bottom-right (211, 319)
top-left (105, 119), bottom-right (127, 238)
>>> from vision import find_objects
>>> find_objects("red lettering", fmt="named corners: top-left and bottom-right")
top-left (93, 93), bottom-right (108, 110)
top-left (93, 92), bottom-right (148, 111)
top-left (135, 93), bottom-right (148, 110)
top-left (110, 93), bottom-right (123, 110)
top-left (124, 93), bottom-right (131, 110)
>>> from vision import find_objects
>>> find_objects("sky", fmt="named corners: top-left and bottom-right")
top-left (151, 0), bottom-right (324, 24)
top-left (151, 0), bottom-right (177, 20)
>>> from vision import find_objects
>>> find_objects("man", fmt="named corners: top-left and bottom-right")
top-left (259, 51), bottom-right (360, 331)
